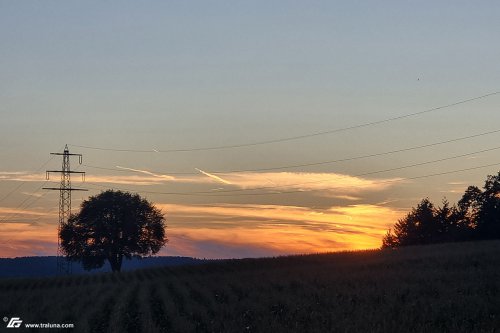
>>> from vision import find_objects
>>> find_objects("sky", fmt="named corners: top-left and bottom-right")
top-left (1, 1), bottom-right (500, 259)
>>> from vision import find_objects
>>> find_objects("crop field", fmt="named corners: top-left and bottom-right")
top-left (1, 241), bottom-right (499, 332)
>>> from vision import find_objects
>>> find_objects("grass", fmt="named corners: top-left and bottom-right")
top-left (1, 240), bottom-right (500, 332)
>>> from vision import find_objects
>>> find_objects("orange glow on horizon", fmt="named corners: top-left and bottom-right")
top-left (0, 202), bottom-right (404, 258)
top-left (158, 203), bottom-right (404, 258)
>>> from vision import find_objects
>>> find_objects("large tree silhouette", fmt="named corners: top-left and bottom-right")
top-left (60, 190), bottom-right (167, 272)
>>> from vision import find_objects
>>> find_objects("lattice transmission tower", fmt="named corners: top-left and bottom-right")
top-left (44, 145), bottom-right (87, 275)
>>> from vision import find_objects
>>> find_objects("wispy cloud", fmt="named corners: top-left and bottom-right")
top-left (116, 166), bottom-right (175, 180)
top-left (330, 195), bottom-right (361, 201)
top-left (0, 171), bottom-right (28, 175)
top-left (448, 181), bottom-right (466, 185)
top-left (155, 202), bottom-right (403, 258)
top-left (195, 168), bottom-right (232, 185)
top-left (85, 175), bottom-right (168, 186)
top-left (0, 222), bottom-right (57, 258)
top-left (205, 171), bottom-right (401, 194)
top-left (21, 191), bottom-right (46, 198)
top-left (159, 203), bottom-right (400, 231)
top-left (0, 172), bottom-right (41, 182)
top-left (0, 207), bottom-right (55, 217)
top-left (0, 201), bottom-right (403, 258)
top-left (1, 168), bottom-right (400, 198)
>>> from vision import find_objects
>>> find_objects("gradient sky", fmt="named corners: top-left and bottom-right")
top-left (1, 1), bottom-right (500, 258)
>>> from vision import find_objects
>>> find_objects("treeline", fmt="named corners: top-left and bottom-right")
top-left (383, 171), bottom-right (500, 248)
top-left (0, 256), bottom-right (206, 278)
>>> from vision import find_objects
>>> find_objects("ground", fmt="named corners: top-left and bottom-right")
top-left (1, 241), bottom-right (499, 332)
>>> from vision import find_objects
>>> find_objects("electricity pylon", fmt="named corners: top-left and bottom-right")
top-left (44, 145), bottom-right (87, 275)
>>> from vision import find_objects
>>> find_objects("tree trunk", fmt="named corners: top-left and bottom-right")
top-left (109, 254), bottom-right (123, 272)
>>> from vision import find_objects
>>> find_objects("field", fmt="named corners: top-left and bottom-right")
top-left (1, 241), bottom-right (499, 333)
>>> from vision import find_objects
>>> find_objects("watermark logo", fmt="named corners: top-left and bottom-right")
top-left (5, 317), bottom-right (23, 328)
top-left (3, 316), bottom-right (74, 329)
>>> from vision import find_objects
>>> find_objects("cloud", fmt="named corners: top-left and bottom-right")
top-left (161, 232), bottom-right (274, 259)
top-left (0, 172), bottom-right (40, 182)
top-left (327, 194), bottom-right (362, 201)
top-left (448, 181), bottom-right (466, 185)
top-left (0, 201), bottom-right (404, 258)
top-left (85, 174), bottom-right (170, 186)
top-left (156, 202), bottom-right (403, 258)
top-left (0, 207), bottom-right (56, 218)
top-left (85, 168), bottom-right (400, 194)
top-left (0, 222), bottom-right (57, 257)
top-left (201, 171), bottom-right (401, 194)
top-left (0, 169), bottom-right (404, 258)
top-left (195, 168), bottom-right (232, 185)
top-left (163, 225), bottom-right (357, 259)
top-left (0, 170), bottom-right (176, 186)
top-left (0, 171), bottom-right (28, 175)
top-left (21, 191), bottom-right (46, 198)
top-left (1, 167), bottom-right (401, 200)
top-left (116, 166), bottom-right (175, 180)
top-left (159, 202), bottom-right (400, 231)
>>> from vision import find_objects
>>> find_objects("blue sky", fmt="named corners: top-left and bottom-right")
top-left (1, 1), bottom-right (500, 258)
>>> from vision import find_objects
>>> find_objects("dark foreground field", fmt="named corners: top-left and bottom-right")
top-left (1, 241), bottom-right (499, 333)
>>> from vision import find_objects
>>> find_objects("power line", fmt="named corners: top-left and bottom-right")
top-left (2, 170), bottom-right (86, 227)
top-left (85, 162), bottom-right (500, 197)
top-left (0, 149), bottom-right (64, 224)
top-left (69, 90), bottom-right (500, 153)
top-left (0, 146), bottom-right (80, 226)
top-left (0, 181), bottom-right (51, 224)
top-left (83, 128), bottom-right (500, 175)
top-left (84, 148), bottom-right (500, 196)
top-left (0, 146), bottom-right (64, 225)
top-left (0, 154), bottom-right (56, 204)
top-left (227, 162), bottom-right (500, 197)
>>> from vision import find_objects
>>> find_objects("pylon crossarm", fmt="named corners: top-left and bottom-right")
top-left (42, 188), bottom-right (88, 191)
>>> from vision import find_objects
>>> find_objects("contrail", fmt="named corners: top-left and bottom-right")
top-left (115, 166), bottom-right (174, 180)
top-left (195, 168), bottom-right (232, 185)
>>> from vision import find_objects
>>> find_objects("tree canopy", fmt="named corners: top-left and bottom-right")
top-left (60, 190), bottom-right (167, 272)
top-left (383, 171), bottom-right (500, 248)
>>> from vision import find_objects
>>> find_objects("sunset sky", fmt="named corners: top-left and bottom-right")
top-left (1, 1), bottom-right (500, 259)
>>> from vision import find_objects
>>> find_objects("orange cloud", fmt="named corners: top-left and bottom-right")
top-left (0, 201), bottom-right (403, 258)
top-left (0, 222), bottom-right (57, 257)
top-left (0, 169), bottom-right (403, 258)
top-left (157, 202), bottom-right (404, 258)
top-left (0, 206), bottom-right (57, 218)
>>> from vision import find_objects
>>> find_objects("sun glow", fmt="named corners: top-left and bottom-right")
top-left (0, 170), bottom-right (403, 258)
top-left (0, 201), bottom-right (403, 258)
top-left (157, 203), bottom-right (403, 258)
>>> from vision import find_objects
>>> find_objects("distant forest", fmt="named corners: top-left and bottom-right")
top-left (0, 256), bottom-right (205, 278)
top-left (383, 171), bottom-right (500, 248)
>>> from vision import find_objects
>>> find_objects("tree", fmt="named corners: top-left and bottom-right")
top-left (382, 171), bottom-right (500, 248)
top-left (382, 198), bottom-right (461, 248)
top-left (477, 172), bottom-right (500, 239)
top-left (381, 229), bottom-right (398, 249)
top-left (60, 190), bottom-right (167, 272)
top-left (457, 185), bottom-right (483, 230)
top-left (382, 198), bottom-right (436, 248)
